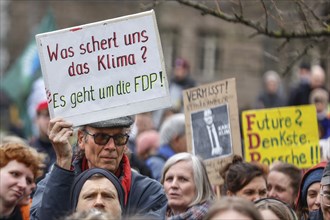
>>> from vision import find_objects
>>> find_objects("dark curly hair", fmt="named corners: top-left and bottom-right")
top-left (221, 155), bottom-right (267, 194)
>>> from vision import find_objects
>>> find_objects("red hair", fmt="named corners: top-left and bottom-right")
top-left (0, 143), bottom-right (46, 180)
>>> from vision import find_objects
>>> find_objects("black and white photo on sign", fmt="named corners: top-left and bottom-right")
top-left (190, 104), bottom-right (232, 160)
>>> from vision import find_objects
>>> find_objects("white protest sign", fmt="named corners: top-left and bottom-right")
top-left (36, 10), bottom-right (171, 126)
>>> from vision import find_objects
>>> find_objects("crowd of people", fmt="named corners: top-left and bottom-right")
top-left (1, 133), bottom-right (330, 220)
top-left (0, 58), bottom-right (329, 220)
top-left (255, 62), bottom-right (329, 141)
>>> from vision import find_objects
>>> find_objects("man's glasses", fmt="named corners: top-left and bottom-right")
top-left (83, 130), bottom-right (129, 146)
top-left (320, 188), bottom-right (330, 207)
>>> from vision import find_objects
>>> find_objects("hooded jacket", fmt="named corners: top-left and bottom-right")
top-left (30, 154), bottom-right (167, 220)
top-left (296, 161), bottom-right (327, 220)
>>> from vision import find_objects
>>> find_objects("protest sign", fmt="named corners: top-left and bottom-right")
top-left (36, 10), bottom-right (170, 126)
top-left (242, 105), bottom-right (320, 169)
top-left (183, 78), bottom-right (242, 185)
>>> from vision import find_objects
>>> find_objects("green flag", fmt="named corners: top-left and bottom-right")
top-left (0, 9), bottom-right (56, 104)
top-left (1, 9), bottom-right (56, 137)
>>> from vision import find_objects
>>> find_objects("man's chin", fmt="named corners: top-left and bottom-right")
top-left (99, 164), bottom-right (117, 173)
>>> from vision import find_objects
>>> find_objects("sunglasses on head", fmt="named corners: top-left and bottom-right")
top-left (83, 130), bottom-right (129, 146)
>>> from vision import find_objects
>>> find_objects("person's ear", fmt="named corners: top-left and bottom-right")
top-left (174, 134), bottom-right (181, 141)
top-left (171, 134), bottom-right (182, 146)
top-left (123, 146), bottom-right (129, 154)
top-left (77, 130), bottom-right (85, 150)
top-left (227, 190), bottom-right (234, 196)
top-left (168, 134), bottom-right (178, 149)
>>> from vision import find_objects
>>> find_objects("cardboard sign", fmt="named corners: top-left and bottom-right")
top-left (242, 105), bottom-right (320, 169)
top-left (36, 10), bottom-right (170, 126)
top-left (183, 78), bottom-right (242, 185)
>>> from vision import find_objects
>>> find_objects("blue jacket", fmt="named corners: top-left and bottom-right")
top-left (30, 155), bottom-right (167, 219)
top-left (146, 144), bottom-right (175, 181)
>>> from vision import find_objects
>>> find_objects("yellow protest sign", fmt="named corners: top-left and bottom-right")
top-left (242, 105), bottom-right (320, 169)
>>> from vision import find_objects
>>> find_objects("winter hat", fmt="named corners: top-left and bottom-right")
top-left (302, 168), bottom-right (324, 203)
top-left (70, 168), bottom-right (125, 211)
top-left (36, 100), bottom-right (48, 113)
top-left (175, 58), bottom-right (189, 69)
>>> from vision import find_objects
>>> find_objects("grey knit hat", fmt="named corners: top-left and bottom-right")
top-left (87, 116), bottom-right (135, 128)
top-left (321, 161), bottom-right (330, 185)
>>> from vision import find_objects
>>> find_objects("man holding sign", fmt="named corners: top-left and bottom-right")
top-left (35, 10), bottom-right (170, 127)
top-left (31, 10), bottom-right (170, 219)
top-left (31, 116), bottom-right (167, 219)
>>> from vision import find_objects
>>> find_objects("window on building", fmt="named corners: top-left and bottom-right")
top-left (197, 32), bottom-right (222, 80)
top-left (160, 28), bottom-right (178, 73)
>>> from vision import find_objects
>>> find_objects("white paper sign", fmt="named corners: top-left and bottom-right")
top-left (36, 10), bottom-right (171, 126)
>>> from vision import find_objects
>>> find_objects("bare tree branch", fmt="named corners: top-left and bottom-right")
top-left (175, 0), bottom-right (330, 39)
top-left (248, 32), bottom-right (260, 38)
top-left (298, 0), bottom-right (328, 28)
top-left (260, 0), bottom-right (269, 31)
top-left (238, 0), bottom-right (243, 17)
top-left (277, 39), bottom-right (290, 52)
top-left (295, 0), bottom-right (313, 33)
top-left (140, 1), bottom-right (162, 10)
top-left (214, 0), bottom-right (222, 14)
top-left (270, 0), bottom-right (284, 23)
top-left (268, 0), bottom-right (286, 30)
top-left (263, 51), bottom-right (280, 63)
top-left (280, 40), bottom-right (318, 76)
